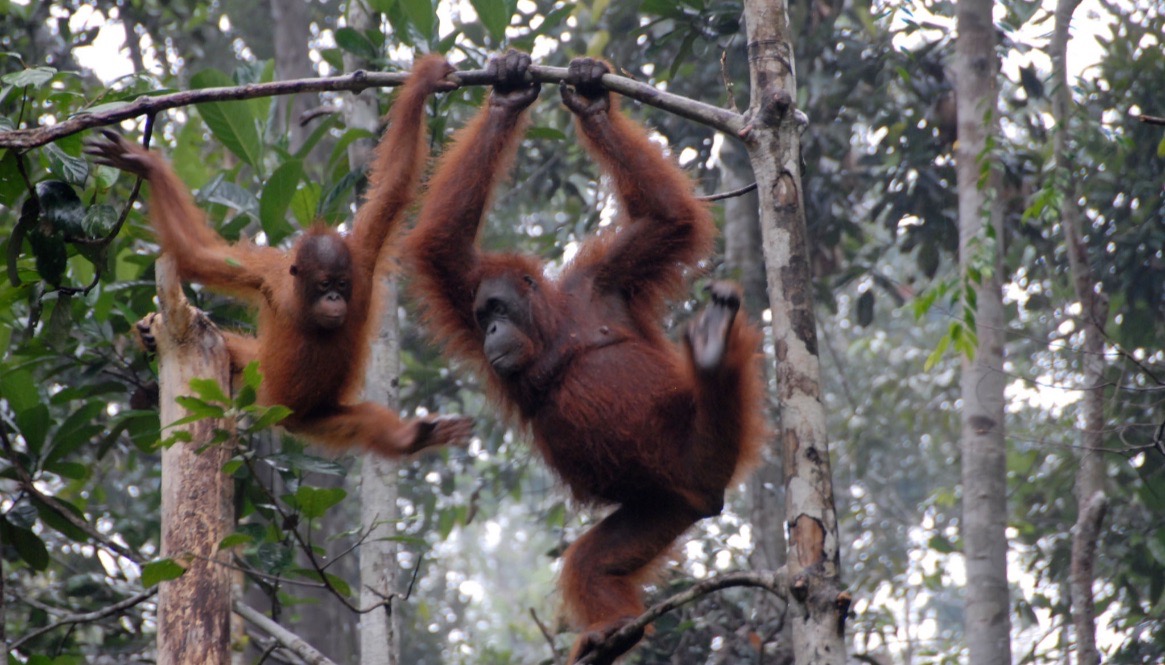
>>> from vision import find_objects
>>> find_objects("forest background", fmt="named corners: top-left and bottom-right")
top-left (0, 0), bottom-right (1162, 663)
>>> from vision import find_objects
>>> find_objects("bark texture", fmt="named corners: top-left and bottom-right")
top-left (270, 0), bottom-right (315, 150)
top-left (153, 257), bottom-right (236, 665)
top-left (1052, 2), bottom-right (1109, 661)
top-left (742, 0), bottom-right (847, 662)
top-left (955, 1), bottom-right (1012, 663)
top-left (343, 4), bottom-right (403, 663)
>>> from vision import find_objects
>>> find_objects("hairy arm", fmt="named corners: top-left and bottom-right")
top-left (404, 50), bottom-right (540, 358)
top-left (562, 60), bottom-right (714, 316)
top-left (349, 54), bottom-right (454, 274)
top-left (86, 131), bottom-right (280, 300)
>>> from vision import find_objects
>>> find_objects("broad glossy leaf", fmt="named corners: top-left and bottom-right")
top-left (2, 65), bottom-right (56, 88)
top-left (191, 69), bottom-right (263, 171)
top-left (470, 0), bottom-right (510, 42)
top-left (142, 558), bottom-right (187, 587)
top-left (259, 159), bottom-right (303, 245)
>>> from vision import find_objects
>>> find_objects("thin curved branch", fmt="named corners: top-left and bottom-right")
top-left (9, 589), bottom-right (157, 651)
top-left (0, 65), bottom-right (745, 151)
top-left (699, 181), bottom-right (757, 202)
top-left (574, 568), bottom-right (788, 665)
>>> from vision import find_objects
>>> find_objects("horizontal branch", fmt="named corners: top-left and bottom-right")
top-left (0, 65), bottom-right (744, 151)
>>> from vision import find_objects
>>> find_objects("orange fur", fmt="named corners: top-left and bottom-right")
top-left (405, 56), bottom-right (766, 663)
top-left (111, 55), bottom-right (468, 458)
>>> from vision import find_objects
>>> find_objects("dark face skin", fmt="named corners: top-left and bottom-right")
top-left (474, 276), bottom-right (536, 376)
top-left (291, 234), bottom-right (353, 331)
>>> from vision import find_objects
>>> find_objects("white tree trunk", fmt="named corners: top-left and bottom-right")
top-left (342, 4), bottom-right (402, 664)
top-left (742, 0), bottom-right (847, 662)
top-left (955, 1), bottom-right (1012, 662)
top-left (152, 257), bottom-right (236, 665)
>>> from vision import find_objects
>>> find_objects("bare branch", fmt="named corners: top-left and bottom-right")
top-left (699, 181), bottom-right (757, 202)
top-left (575, 568), bottom-right (788, 665)
top-left (9, 589), bottom-right (157, 651)
top-left (0, 65), bottom-right (745, 151)
top-left (1139, 114), bottom-right (1165, 126)
top-left (234, 600), bottom-right (338, 665)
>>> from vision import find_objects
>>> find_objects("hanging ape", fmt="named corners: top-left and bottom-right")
top-left (87, 55), bottom-right (472, 458)
top-left (404, 51), bottom-right (766, 663)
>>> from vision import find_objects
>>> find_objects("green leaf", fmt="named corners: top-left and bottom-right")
top-left (171, 396), bottom-right (226, 424)
top-left (188, 378), bottom-right (231, 406)
top-left (7, 523), bottom-right (49, 571)
top-left (1, 65), bottom-right (56, 88)
top-left (14, 404), bottom-right (51, 455)
top-left (81, 204), bottom-right (118, 240)
top-left (0, 368), bottom-right (38, 412)
top-left (334, 27), bottom-right (379, 60)
top-left (191, 69), bottom-right (263, 172)
top-left (31, 496), bottom-right (90, 542)
top-left (218, 532), bottom-right (253, 550)
top-left (369, 0), bottom-right (396, 12)
top-left (44, 461), bottom-right (88, 480)
top-left (248, 404), bottom-right (293, 431)
top-left (142, 558), bottom-right (187, 587)
top-left (292, 486), bottom-right (347, 519)
top-left (289, 182), bottom-right (322, 227)
top-left (400, 0), bottom-right (435, 39)
top-left (323, 572), bottom-right (352, 596)
top-left (470, 0), bottom-right (510, 42)
top-left (437, 506), bottom-right (456, 539)
top-left (259, 159), bottom-right (303, 245)
top-left (1157, 136), bottom-right (1165, 158)
top-left (923, 335), bottom-right (950, 371)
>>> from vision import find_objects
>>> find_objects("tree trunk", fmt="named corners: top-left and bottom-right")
top-left (270, 0), bottom-right (314, 151)
top-left (342, 4), bottom-right (403, 664)
top-left (152, 257), bottom-right (236, 665)
top-left (741, 1), bottom-right (848, 662)
top-left (722, 137), bottom-right (792, 662)
top-left (954, 1), bottom-right (1012, 663)
top-left (1051, 2), bottom-right (1109, 662)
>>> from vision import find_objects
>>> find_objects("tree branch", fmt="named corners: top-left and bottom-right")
top-left (234, 600), bottom-right (337, 665)
top-left (9, 588), bottom-right (157, 651)
top-left (0, 65), bottom-right (745, 151)
top-left (574, 568), bottom-right (788, 665)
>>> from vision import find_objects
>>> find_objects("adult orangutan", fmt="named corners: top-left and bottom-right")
top-left (87, 55), bottom-right (472, 457)
top-left (404, 51), bottom-right (766, 663)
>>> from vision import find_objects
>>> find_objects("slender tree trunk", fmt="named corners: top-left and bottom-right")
top-left (264, 2), bottom-right (361, 660)
top-left (723, 136), bottom-right (793, 663)
top-left (343, 4), bottom-right (403, 664)
top-left (954, 1), bottom-right (1012, 663)
top-left (741, 1), bottom-right (848, 662)
top-left (151, 257), bottom-right (236, 665)
top-left (1051, 2), bottom-right (1109, 662)
top-left (270, 0), bottom-right (314, 151)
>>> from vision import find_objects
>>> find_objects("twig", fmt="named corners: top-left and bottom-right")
top-left (1139, 114), bottom-right (1165, 126)
top-left (0, 65), bottom-right (746, 151)
top-left (699, 181), bottom-right (757, 202)
top-left (575, 568), bottom-right (788, 665)
top-left (530, 607), bottom-right (563, 664)
top-left (8, 589), bottom-right (157, 651)
top-left (0, 421), bottom-right (142, 564)
top-left (234, 600), bottom-right (337, 665)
